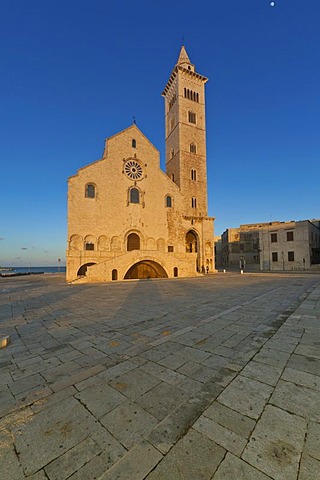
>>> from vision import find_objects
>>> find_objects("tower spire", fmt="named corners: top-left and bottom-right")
top-left (176, 45), bottom-right (192, 67)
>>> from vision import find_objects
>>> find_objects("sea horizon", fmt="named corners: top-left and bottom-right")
top-left (0, 266), bottom-right (66, 274)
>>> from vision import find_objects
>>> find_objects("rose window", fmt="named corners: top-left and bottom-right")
top-left (124, 160), bottom-right (143, 180)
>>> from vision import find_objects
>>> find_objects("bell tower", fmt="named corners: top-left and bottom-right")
top-left (162, 46), bottom-right (209, 217)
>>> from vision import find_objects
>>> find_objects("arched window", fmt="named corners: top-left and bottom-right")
top-left (174, 267), bottom-right (178, 277)
top-left (130, 188), bottom-right (140, 204)
top-left (190, 143), bottom-right (197, 154)
top-left (188, 111), bottom-right (196, 124)
top-left (85, 242), bottom-right (94, 251)
top-left (192, 197), bottom-right (197, 208)
top-left (112, 269), bottom-right (118, 281)
top-left (85, 184), bottom-right (96, 198)
top-left (191, 169), bottom-right (197, 181)
top-left (127, 233), bottom-right (140, 251)
top-left (166, 195), bottom-right (172, 208)
top-left (132, 139), bottom-right (136, 148)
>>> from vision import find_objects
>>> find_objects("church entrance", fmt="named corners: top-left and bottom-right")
top-left (186, 230), bottom-right (198, 253)
top-left (186, 230), bottom-right (200, 272)
top-left (124, 260), bottom-right (168, 280)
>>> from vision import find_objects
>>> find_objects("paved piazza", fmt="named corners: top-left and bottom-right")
top-left (1, 272), bottom-right (320, 480)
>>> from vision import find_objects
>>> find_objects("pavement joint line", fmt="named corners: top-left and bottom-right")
top-left (149, 287), bottom-right (285, 346)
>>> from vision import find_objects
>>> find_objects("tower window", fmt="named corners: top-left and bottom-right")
top-left (190, 143), bottom-right (197, 154)
top-left (171, 148), bottom-right (175, 158)
top-left (188, 111), bottom-right (196, 124)
top-left (129, 187), bottom-right (140, 204)
top-left (184, 89), bottom-right (199, 103)
top-left (166, 195), bottom-right (172, 208)
top-left (191, 169), bottom-right (197, 181)
top-left (132, 139), bottom-right (136, 148)
top-left (171, 174), bottom-right (175, 182)
top-left (85, 242), bottom-right (94, 251)
top-left (85, 184), bottom-right (96, 198)
top-left (192, 197), bottom-right (197, 208)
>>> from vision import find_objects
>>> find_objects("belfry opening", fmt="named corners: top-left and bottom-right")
top-left (124, 261), bottom-right (168, 280)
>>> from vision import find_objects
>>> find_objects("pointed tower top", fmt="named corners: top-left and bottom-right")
top-left (177, 46), bottom-right (191, 64)
top-left (176, 45), bottom-right (195, 72)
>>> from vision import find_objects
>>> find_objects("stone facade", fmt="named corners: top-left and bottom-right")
top-left (221, 220), bottom-right (320, 271)
top-left (66, 47), bottom-right (215, 282)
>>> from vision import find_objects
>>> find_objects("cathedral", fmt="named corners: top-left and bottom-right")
top-left (66, 46), bottom-right (215, 282)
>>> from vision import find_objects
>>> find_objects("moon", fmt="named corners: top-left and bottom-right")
top-left (270, 1), bottom-right (275, 6)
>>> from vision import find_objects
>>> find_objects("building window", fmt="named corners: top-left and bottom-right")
top-left (271, 233), bottom-right (277, 243)
top-left (168, 246), bottom-right (174, 252)
top-left (191, 169), bottom-right (197, 181)
top-left (112, 269), bottom-right (118, 280)
top-left (191, 197), bottom-right (197, 208)
top-left (132, 139), bottom-right (136, 148)
top-left (171, 148), bottom-right (175, 158)
top-left (166, 195), bottom-right (172, 208)
top-left (85, 184), bottom-right (96, 198)
top-left (129, 187), bottom-right (140, 204)
top-left (174, 267), bottom-right (178, 277)
top-left (184, 89), bottom-right (199, 103)
top-left (127, 233), bottom-right (140, 251)
top-left (188, 111), bottom-right (196, 124)
top-left (272, 252), bottom-right (278, 262)
top-left (190, 143), bottom-right (197, 154)
top-left (288, 251), bottom-right (295, 261)
top-left (171, 174), bottom-right (175, 182)
top-left (287, 231), bottom-right (294, 241)
top-left (85, 242), bottom-right (94, 251)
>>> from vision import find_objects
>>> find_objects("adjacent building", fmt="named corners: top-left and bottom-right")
top-left (221, 220), bottom-right (320, 271)
top-left (66, 47), bottom-right (215, 283)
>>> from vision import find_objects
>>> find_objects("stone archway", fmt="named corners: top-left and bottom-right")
top-left (124, 260), bottom-right (168, 280)
top-left (186, 230), bottom-right (198, 253)
top-left (77, 263), bottom-right (96, 276)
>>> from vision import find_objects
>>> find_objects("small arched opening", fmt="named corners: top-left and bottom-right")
top-left (77, 262), bottom-right (96, 277)
top-left (127, 233), bottom-right (140, 251)
top-left (129, 187), bottom-right (140, 204)
top-left (173, 267), bottom-right (178, 277)
top-left (112, 269), bottom-right (118, 281)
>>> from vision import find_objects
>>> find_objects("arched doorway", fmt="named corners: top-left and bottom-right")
top-left (77, 262), bottom-right (96, 276)
top-left (186, 230), bottom-right (198, 253)
top-left (186, 230), bottom-right (200, 272)
top-left (127, 233), bottom-right (140, 251)
top-left (124, 260), bottom-right (168, 280)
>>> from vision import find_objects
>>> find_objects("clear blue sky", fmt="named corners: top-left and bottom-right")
top-left (1, 0), bottom-right (319, 267)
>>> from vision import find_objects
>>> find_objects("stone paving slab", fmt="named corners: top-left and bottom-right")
top-left (242, 405), bottom-right (307, 480)
top-left (0, 273), bottom-right (320, 479)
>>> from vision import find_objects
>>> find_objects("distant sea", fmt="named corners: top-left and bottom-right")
top-left (1, 266), bottom-right (66, 275)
